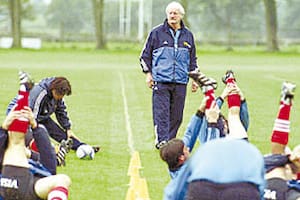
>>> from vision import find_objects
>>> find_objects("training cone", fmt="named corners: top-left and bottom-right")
top-left (137, 178), bottom-right (150, 200)
top-left (129, 175), bottom-right (140, 188)
top-left (127, 151), bottom-right (141, 176)
top-left (131, 151), bottom-right (141, 168)
top-left (125, 187), bottom-right (136, 200)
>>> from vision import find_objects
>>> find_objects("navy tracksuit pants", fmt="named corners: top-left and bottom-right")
top-left (152, 82), bottom-right (187, 144)
top-left (40, 118), bottom-right (83, 150)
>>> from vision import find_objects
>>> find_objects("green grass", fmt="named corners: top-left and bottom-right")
top-left (0, 47), bottom-right (300, 199)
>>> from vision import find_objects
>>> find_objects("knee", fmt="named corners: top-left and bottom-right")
top-left (56, 174), bottom-right (72, 187)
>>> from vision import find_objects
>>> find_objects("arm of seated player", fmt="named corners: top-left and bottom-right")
top-left (182, 98), bottom-right (206, 151)
top-left (235, 85), bottom-right (249, 131)
top-left (205, 102), bottom-right (221, 141)
top-left (164, 163), bottom-right (191, 200)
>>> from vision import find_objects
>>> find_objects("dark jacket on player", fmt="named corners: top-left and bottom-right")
top-left (29, 77), bottom-right (71, 131)
top-left (7, 77), bottom-right (71, 131)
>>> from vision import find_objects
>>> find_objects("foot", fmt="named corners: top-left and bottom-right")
top-left (92, 146), bottom-right (101, 153)
top-left (222, 70), bottom-right (235, 84)
top-left (201, 78), bottom-right (218, 93)
top-left (188, 70), bottom-right (217, 89)
top-left (281, 81), bottom-right (296, 102)
top-left (60, 138), bottom-right (73, 153)
top-left (56, 144), bottom-right (68, 166)
top-left (19, 70), bottom-right (35, 90)
top-left (155, 140), bottom-right (167, 149)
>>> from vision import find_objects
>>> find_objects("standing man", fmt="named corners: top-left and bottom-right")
top-left (140, 1), bottom-right (200, 149)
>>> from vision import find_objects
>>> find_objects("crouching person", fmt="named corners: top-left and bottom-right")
top-left (0, 83), bottom-right (71, 200)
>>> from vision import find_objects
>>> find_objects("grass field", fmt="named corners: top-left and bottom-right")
top-left (0, 46), bottom-right (300, 199)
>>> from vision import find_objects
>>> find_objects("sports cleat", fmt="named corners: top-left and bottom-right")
top-left (55, 139), bottom-right (73, 166)
top-left (281, 81), bottom-right (296, 102)
top-left (61, 138), bottom-right (73, 153)
top-left (222, 70), bottom-right (235, 84)
top-left (19, 70), bottom-right (35, 90)
top-left (92, 146), bottom-right (101, 153)
top-left (56, 144), bottom-right (67, 166)
top-left (188, 70), bottom-right (217, 89)
top-left (155, 140), bottom-right (167, 150)
top-left (202, 78), bottom-right (218, 93)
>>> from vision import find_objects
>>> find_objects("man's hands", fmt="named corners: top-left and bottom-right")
top-left (205, 102), bottom-right (220, 123)
top-left (191, 80), bottom-right (199, 92)
top-left (220, 84), bottom-right (245, 101)
top-left (2, 106), bottom-right (37, 130)
top-left (2, 109), bottom-right (21, 130)
top-left (67, 129), bottom-right (81, 141)
top-left (145, 72), bottom-right (154, 88)
top-left (22, 106), bottom-right (37, 129)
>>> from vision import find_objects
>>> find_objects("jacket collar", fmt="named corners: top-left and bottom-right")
top-left (163, 19), bottom-right (186, 34)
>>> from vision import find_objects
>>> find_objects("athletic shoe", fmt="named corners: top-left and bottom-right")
top-left (92, 146), bottom-right (101, 153)
top-left (155, 140), bottom-right (167, 150)
top-left (56, 144), bottom-right (67, 166)
top-left (222, 70), bottom-right (235, 84)
top-left (19, 70), bottom-right (35, 90)
top-left (281, 81), bottom-right (296, 101)
top-left (188, 70), bottom-right (217, 89)
top-left (60, 138), bottom-right (73, 153)
top-left (56, 139), bottom-right (73, 166)
top-left (201, 78), bottom-right (218, 93)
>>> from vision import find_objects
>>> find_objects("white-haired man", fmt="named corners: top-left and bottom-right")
top-left (140, 1), bottom-right (201, 149)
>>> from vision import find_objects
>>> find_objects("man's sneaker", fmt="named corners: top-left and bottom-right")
top-left (222, 70), bottom-right (235, 84)
top-left (19, 70), bottom-right (35, 90)
top-left (155, 140), bottom-right (167, 149)
top-left (188, 70), bottom-right (217, 89)
top-left (92, 146), bottom-right (101, 153)
top-left (281, 81), bottom-right (296, 102)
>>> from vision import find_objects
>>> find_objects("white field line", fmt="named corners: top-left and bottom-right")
top-left (119, 73), bottom-right (135, 155)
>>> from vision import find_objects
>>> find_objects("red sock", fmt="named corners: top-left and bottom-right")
top-left (225, 78), bottom-right (240, 108)
top-left (29, 139), bottom-right (39, 152)
top-left (48, 186), bottom-right (68, 200)
top-left (205, 89), bottom-right (215, 108)
top-left (227, 93), bottom-right (241, 108)
top-left (271, 101), bottom-right (291, 145)
top-left (8, 85), bottom-right (29, 134)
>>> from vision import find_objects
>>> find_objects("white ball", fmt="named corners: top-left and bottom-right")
top-left (76, 144), bottom-right (95, 160)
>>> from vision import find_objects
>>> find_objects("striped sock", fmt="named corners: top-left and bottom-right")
top-left (271, 101), bottom-right (291, 145)
top-left (48, 186), bottom-right (68, 200)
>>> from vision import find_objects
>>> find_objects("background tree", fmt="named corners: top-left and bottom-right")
top-left (279, 0), bottom-right (300, 41)
top-left (9, 0), bottom-right (21, 48)
top-left (92, 0), bottom-right (106, 49)
top-left (179, 0), bottom-right (190, 28)
top-left (187, 0), bottom-right (261, 50)
top-left (46, 0), bottom-right (92, 45)
top-left (263, 0), bottom-right (279, 51)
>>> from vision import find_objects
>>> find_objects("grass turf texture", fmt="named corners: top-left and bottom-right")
top-left (0, 46), bottom-right (300, 199)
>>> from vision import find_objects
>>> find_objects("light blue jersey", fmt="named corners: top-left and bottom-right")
top-left (164, 138), bottom-right (265, 200)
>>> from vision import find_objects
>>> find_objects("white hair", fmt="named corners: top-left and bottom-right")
top-left (165, 1), bottom-right (185, 16)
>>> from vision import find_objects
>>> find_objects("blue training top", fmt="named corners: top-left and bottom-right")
top-left (164, 138), bottom-right (266, 200)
